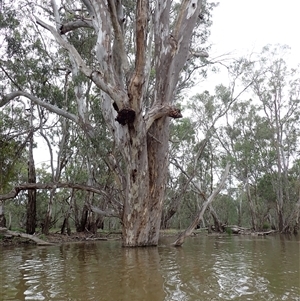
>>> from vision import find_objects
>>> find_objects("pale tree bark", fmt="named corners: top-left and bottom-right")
top-left (172, 163), bottom-right (230, 246)
top-left (2, 0), bottom-right (205, 246)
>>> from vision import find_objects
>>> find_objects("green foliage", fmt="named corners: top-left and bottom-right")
top-left (0, 10), bottom-right (19, 30)
top-left (0, 109), bottom-right (28, 193)
top-left (257, 174), bottom-right (276, 203)
top-left (170, 117), bottom-right (196, 145)
top-left (225, 227), bottom-right (232, 236)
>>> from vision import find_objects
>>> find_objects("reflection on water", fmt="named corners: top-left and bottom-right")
top-left (0, 235), bottom-right (299, 301)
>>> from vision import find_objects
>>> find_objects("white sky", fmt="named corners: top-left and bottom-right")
top-left (189, 0), bottom-right (300, 94)
top-left (209, 0), bottom-right (300, 61)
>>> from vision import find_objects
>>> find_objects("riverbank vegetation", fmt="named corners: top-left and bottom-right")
top-left (0, 1), bottom-right (299, 247)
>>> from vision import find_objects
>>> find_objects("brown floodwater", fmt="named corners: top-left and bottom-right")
top-left (0, 234), bottom-right (299, 301)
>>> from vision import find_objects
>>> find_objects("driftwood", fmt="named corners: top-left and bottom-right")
top-left (223, 225), bottom-right (277, 236)
top-left (85, 237), bottom-right (108, 241)
top-left (0, 227), bottom-right (54, 246)
top-left (254, 230), bottom-right (277, 236)
top-left (224, 225), bottom-right (252, 234)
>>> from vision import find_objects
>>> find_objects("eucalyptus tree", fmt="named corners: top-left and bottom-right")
top-left (162, 117), bottom-right (197, 229)
top-left (241, 45), bottom-right (300, 232)
top-left (217, 45), bottom-right (300, 232)
top-left (165, 86), bottom-right (236, 239)
top-left (218, 100), bottom-right (274, 230)
top-left (0, 103), bottom-right (31, 228)
top-left (0, 3), bottom-right (67, 233)
top-left (0, 0), bottom-right (213, 246)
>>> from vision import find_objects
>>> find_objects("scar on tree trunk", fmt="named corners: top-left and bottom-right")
top-left (115, 107), bottom-right (136, 125)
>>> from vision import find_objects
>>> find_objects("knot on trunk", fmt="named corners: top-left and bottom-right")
top-left (168, 108), bottom-right (182, 119)
top-left (115, 107), bottom-right (136, 125)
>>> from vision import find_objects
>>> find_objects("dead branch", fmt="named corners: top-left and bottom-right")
top-left (172, 163), bottom-right (231, 246)
top-left (0, 227), bottom-right (54, 246)
top-left (145, 104), bottom-right (183, 130)
top-left (0, 182), bottom-right (109, 201)
top-left (60, 19), bottom-right (93, 34)
top-left (90, 205), bottom-right (120, 218)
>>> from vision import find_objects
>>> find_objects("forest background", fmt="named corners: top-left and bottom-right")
top-left (0, 0), bottom-right (299, 246)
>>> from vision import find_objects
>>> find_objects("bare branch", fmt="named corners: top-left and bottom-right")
top-left (0, 182), bottom-right (110, 201)
top-left (172, 163), bottom-right (231, 246)
top-left (0, 228), bottom-right (54, 245)
top-left (90, 205), bottom-right (120, 218)
top-left (60, 19), bottom-right (93, 34)
top-left (0, 64), bottom-right (22, 90)
top-left (35, 16), bottom-right (91, 74)
top-left (145, 104), bottom-right (183, 131)
top-left (0, 91), bottom-right (79, 122)
top-left (107, 0), bottom-right (128, 76)
top-left (35, 16), bottom-right (126, 106)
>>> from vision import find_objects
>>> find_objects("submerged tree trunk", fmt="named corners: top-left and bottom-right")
top-left (42, 188), bottom-right (54, 235)
top-left (26, 123), bottom-right (36, 235)
top-left (0, 201), bottom-right (6, 227)
top-left (209, 204), bottom-right (224, 232)
top-left (245, 178), bottom-right (257, 231)
top-left (61, 194), bottom-right (73, 235)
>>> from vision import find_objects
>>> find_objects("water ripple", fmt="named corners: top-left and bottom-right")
top-left (0, 235), bottom-right (299, 301)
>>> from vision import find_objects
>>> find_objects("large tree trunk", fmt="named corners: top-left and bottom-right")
top-left (147, 118), bottom-right (170, 243)
top-left (120, 118), bottom-right (169, 246)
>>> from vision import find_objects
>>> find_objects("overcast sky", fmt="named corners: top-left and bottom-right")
top-left (190, 0), bottom-right (300, 94)
top-left (209, 0), bottom-right (300, 63)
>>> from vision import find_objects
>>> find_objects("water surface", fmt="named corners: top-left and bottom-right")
top-left (0, 234), bottom-right (299, 301)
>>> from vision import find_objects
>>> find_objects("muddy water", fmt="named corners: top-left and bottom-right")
top-left (0, 234), bottom-right (299, 301)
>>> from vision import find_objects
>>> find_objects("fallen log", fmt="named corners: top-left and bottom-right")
top-left (0, 227), bottom-right (54, 246)
top-left (223, 225), bottom-right (252, 234)
top-left (222, 226), bottom-right (277, 236)
top-left (85, 237), bottom-right (108, 241)
top-left (253, 230), bottom-right (277, 236)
